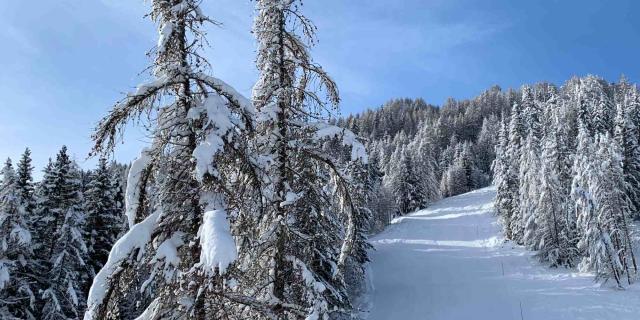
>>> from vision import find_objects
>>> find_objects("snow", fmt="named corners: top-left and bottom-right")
top-left (193, 72), bottom-right (255, 116)
top-left (0, 261), bottom-right (9, 290)
top-left (10, 225), bottom-right (31, 246)
top-left (125, 149), bottom-right (152, 229)
top-left (134, 297), bottom-right (160, 320)
top-left (279, 191), bottom-right (303, 207)
top-left (193, 134), bottom-right (224, 180)
top-left (67, 280), bottom-right (78, 306)
top-left (152, 231), bottom-right (185, 279)
top-left (192, 94), bottom-right (239, 182)
top-left (198, 209), bottom-right (237, 275)
top-left (310, 123), bottom-right (368, 163)
top-left (84, 211), bottom-right (161, 320)
top-left (365, 186), bottom-right (640, 320)
top-left (157, 22), bottom-right (174, 54)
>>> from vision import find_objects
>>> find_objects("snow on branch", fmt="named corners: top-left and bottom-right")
top-left (125, 148), bottom-right (152, 229)
top-left (310, 123), bottom-right (368, 163)
top-left (193, 72), bottom-right (256, 116)
top-left (198, 209), bottom-right (237, 275)
top-left (84, 211), bottom-right (161, 320)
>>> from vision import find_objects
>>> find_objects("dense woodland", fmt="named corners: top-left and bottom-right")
top-left (493, 76), bottom-right (640, 288)
top-left (0, 147), bottom-right (127, 319)
top-left (2, 0), bottom-right (640, 319)
top-left (338, 87), bottom-right (510, 231)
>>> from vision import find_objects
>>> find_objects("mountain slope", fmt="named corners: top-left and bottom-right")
top-left (365, 187), bottom-right (640, 320)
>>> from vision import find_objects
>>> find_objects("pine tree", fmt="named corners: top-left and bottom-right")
top-left (0, 159), bottom-right (36, 319)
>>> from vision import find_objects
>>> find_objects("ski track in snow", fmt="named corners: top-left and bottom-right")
top-left (364, 186), bottom-right (640, 320)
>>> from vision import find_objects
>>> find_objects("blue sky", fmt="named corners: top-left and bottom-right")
top-left (2, 0), bottom-right (640, 175)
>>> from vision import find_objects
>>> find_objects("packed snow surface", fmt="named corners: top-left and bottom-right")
top-left (365, 186), bottom-right (640, 320)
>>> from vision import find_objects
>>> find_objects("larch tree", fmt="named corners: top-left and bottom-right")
top-left (250, 0), bottom-right (367, 318)
top-left (614, 95), bottom-right (640, 220)
top-left (536, 124), bottom-right (574, 267)
top-left (505, 101), bottom-right (525, 241)
top-left (581, 133), bottom-right (636, 286)
top-left (493, 115), bottom-right (514, 239)
top-left (84, 0), bottom-right (259, 319)
top-left (519, 86), bottom-right (542, 248)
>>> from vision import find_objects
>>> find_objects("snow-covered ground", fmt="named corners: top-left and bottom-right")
top-left (364, 186), bottom-right (640, 320)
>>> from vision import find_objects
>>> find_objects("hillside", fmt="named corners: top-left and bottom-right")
top-left (363, 187), bottom-right (640, 320)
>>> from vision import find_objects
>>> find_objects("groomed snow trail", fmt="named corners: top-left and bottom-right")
top-left (365, 186), bottom-right (640, 320)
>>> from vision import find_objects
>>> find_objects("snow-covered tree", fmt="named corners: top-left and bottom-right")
top-left (84, 158), bottom-right (122, 287)
top-left (505, 101), bottom-right (525, 242)
top-left (41, 146), bottom-right (89, 320)
top-left (579, 133), bottom-right (637, 286)
top-left (518, 87), bottom-right (542, 247)
top-left (493, 116), bottom-right (515, 239)
top-left (388, 147), bottom-right (422, 214)
top-left (535, 127), bottom-right (574, 267)
top-left (84, 0), bottom-right (265, 318)
top-left (614, 97), bottom-right (640, 220)
top-left (16, 149), bottom-right (36, 219)
top-left (0, 159), bottom-right (36, 319)
top-left (249, 0), bottom-right (367, 317)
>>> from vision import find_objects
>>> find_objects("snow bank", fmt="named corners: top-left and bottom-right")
top-left (84, 211), bottom-right (161, 320)
top-left (198, 210), bottom-right (237, 275)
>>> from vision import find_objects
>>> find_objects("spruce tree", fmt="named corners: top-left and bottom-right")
top-left (0, 159), bottom-right (36, 319)
top-left (16, 149), bottom-right (36, 217)
top-left (41, 146), bottom-right (89, 320)
top-left (84, 158), bottom-right (121, 288)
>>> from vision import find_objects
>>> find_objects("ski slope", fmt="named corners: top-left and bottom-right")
top-left (364, 186), bottom-right (640, 320)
